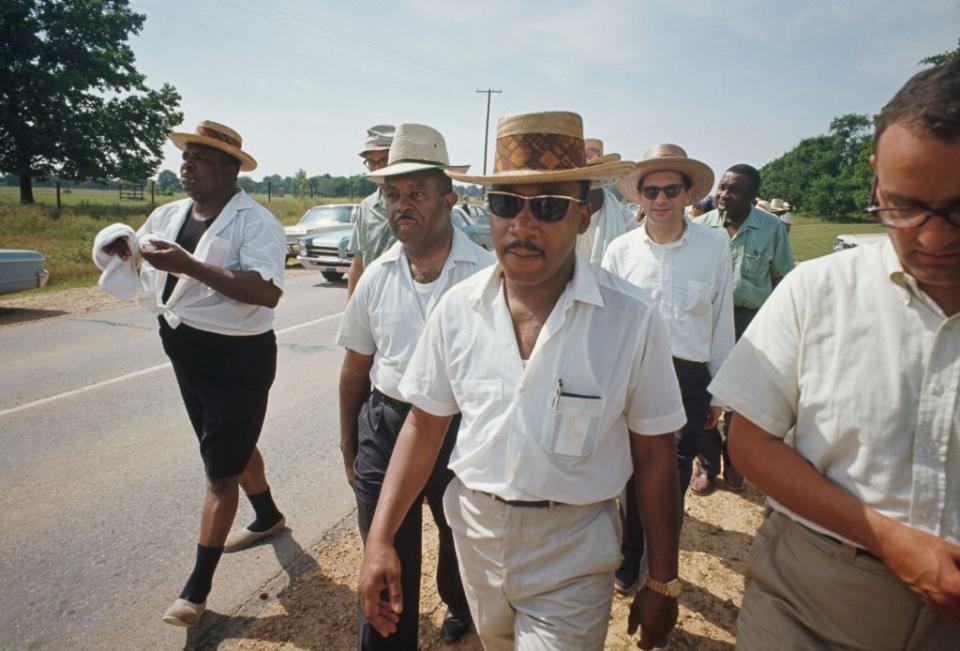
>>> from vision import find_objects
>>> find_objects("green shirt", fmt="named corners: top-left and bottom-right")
top-left (694, 206), bottom-right (794, 310)
top-left (347, 190), bottom-right (395, 264)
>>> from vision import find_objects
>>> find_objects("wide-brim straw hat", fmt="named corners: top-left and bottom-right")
top-left (769, 198), bottom-right (791, 213)
top-left (585, 138), bottom-right (622, 166)
top-left (618, 144), bottom-right (713, 205)
top-left (447, 111), bottom-right (634, 187)
top-left (169, 120), bottom-right (257, 172)
top-left (366, 123), bottom-right (469, 181)
top-left (358, 124), bottom-right (395, 157)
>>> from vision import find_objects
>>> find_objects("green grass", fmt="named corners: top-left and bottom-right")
top-left (787, 212), bottom-right (885, 261)
top-left (0, 188), bottom-right (356, 293)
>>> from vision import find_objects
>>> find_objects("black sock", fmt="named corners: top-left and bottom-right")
top-left (246, 488), bottom-right (283, 532)
top-left (179, 544), bottom-right (224, 604)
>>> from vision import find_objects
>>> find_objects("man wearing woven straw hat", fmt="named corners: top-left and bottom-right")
top-left (339, 123), bottom-right (490, 648)
top-left (346, 125), bottom-right (396, 296)
top-left (95, 121), bottom-right (287, 627)
top-left (768, 198), bottom-right (793, 233)
top-left (576, 138), bottom-right (635, 264)
top-left (357, 111), bottom-right (686, 650)
top-left (691, 163), bottom-right (794, 495)
top-left (602, 144), bottom-right (735, 593)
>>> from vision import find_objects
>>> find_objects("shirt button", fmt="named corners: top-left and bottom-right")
top-left (929, 383), bottom-right (944, 397)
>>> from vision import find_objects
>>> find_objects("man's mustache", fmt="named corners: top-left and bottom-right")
top-left (505, 239), bottom-right (544, 255)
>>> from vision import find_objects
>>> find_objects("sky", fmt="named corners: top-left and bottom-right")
top-left (128, 0), bottom-right (960, 187)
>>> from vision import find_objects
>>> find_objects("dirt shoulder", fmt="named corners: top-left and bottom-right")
top-left (211, 484), bottom-right (762, 650)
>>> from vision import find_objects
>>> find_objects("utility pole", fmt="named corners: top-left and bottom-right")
top-left (476, 89), bottom-right (502, 177)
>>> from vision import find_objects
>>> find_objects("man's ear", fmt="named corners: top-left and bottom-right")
top-left (576, 201), bottom-right (591, 235)
top-left (443, 191), bottom-right (459, 209)
top-left (869, 153), bottom-right (877, 173)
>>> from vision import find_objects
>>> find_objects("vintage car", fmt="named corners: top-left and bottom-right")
top-left (297, 227), bottom-right (354, 282)
top-left (832, 232), bottom-right (887, 252)
top-left (284, 203), bottom-right (357, 258)
top-left (0, 248), bottom-right (50, 295)
top-left (452, 205), bottom-right (492, 250)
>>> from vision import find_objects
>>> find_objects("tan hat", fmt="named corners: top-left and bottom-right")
top-left (769, 198), bottom-right (791, 214)
top-left (584, 138), bottom-right (622, 166)
top-left (447, 111), bottom-right (634, 187)
top-left (358, 124), bottom-right (395, 157)
top-left (617, 144), bottom-right (713, 205)
top-left (365, 123), bottom-right (468, 181)
top-left (169, 121), bottom-right (257, 171)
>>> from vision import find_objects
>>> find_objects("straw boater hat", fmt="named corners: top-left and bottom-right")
top-left (584, 138), bottom-right (622, 166)
top-left (169, 120), bottom-right (257, 172)
top-left (617, 143), bottom-right (714, 205)
top-left (358, 124), bottom-right (395, 157)
top-left (768, 198), bottom-right (791, 214)
top-left (446, 111), bottom-right (634, 187)
top-left (365, 123), bottom-right (469, 181)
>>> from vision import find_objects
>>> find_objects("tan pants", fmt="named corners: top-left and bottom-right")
top-left (442, 478), bottom-right (621, 650)
top-left (738, 510), bottom-right (960, 650)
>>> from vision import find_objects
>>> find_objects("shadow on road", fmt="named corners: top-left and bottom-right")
top-left (0, 306), bottom-right (67, 326)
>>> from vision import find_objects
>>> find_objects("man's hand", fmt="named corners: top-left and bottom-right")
top-left (357, 538), bottom-right (403, 637)
top-left (102, 236), bottom-right (133, 260)
top-left (704, 406), bottom-right (723, 430)
top-left (140, 239), bottom-right (198, 275)
top-left (628, 586), bottom-right (678, 649)
top-left (875, 520), bottom-right (960, 623)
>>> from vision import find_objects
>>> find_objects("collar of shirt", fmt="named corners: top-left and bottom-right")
top-left (881, 238), bottom-right (950, 319)
top-left (378, 224), bottom-right (482, 267)
top-left (724, 206), bottom-right (763, 238)
top-left (637, 215), bottom-right (691, 249)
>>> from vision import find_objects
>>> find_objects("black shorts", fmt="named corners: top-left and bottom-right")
top-left (159, 317), bottom-right (277, 479)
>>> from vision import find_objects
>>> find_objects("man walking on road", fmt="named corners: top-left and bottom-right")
top-left (357, 111), bottom-right (687, 650)
top-left (347, 125), bottom-right (396, 296)
top-left (603, 143), bottom-right (734, 592)
top-left (692, 163), bottom-right (794, 493)
top-left (337, 124), bottom-right (489, 648)
top-left (710, 59), bottom-right (960, 649)
top-left (95, 121), bottom-right (288, 627)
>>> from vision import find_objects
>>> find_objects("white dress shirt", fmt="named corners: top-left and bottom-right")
top-left (602, 217), bottom-right (735, 382)
top-left (398, 253), bottom-right (687, 504)
top-left (107, 189), bottom-right (286, 335)
top-left (336, 228), bottom-right (494, 401)
top-left (709, 239), bottom-right (959, 545)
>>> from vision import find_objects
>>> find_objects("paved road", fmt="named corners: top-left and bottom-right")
top-left (0, 272), bottom-right (355, 650)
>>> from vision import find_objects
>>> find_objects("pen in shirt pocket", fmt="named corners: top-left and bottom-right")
top-left (553, 378), bottom-right (563, 409)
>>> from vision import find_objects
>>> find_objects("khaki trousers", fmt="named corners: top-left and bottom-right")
top-left (738, 510), bottom-right (960, 650)
top-left (443, 478), bottom-right (621, 650)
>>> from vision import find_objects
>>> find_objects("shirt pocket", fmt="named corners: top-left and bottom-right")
top-left (740, 250), bottom-right (768, 279)
top-left (541, 393), bottom-right (604, 457)
top-left (683, 279), bottom-right (712, 317)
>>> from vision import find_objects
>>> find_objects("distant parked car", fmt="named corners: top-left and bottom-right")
top-left (452, 206), bottom-right (492, 250)
top-left (0, 249), bottom-right (50, 295)
top-left (284, 204), bottom-right (357, 258)
top-left (297, 228), bottom-right (354, 282)
top-left (833, 233), bottom-right (886, 252)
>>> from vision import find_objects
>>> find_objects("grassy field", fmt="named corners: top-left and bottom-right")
top-left (0, 188), bottom-right (356, 291)
top-left (0, 187), bottom-right (885, 296)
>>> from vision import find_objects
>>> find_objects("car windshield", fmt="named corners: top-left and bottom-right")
top-left (298, 206), bottom-right (354, 226)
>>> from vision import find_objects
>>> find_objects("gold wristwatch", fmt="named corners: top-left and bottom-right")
top-left (644, 576), bottom-right (682, 599)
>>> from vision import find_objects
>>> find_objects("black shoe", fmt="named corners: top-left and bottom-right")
top-left (439, 608), bottom-right (472, 643)
top-left (614, 557), bottom-right (640, 594)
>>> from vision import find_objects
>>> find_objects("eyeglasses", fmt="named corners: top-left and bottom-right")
top-left (868, 181), bottom-right (960, 229)
top-left (486, 191), bottom-right (583, 222)
top-left (639, 184), bottom-right (686, 200)
top-left (363, 156), bottom-right (389, 171)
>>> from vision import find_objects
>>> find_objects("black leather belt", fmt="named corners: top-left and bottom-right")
top-left (484, 492), bottom-right (556, 508)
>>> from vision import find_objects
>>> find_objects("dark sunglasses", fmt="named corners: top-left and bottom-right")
top-left (486, 191), bottom-right (583, 222)
top-left (640, 184), bottom-right (685, 200)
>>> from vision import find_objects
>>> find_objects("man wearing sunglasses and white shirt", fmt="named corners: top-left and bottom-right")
top-left (602, 144), bottom-right (735, 594)
top-left (357, 111), bottom-right (687, 650)
top-left (338, 124), bottom-right (489, 649)
top-left (710, 60), bottom-right (960, 648)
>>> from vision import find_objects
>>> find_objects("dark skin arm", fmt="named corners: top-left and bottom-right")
top-left (627, 431), bottom-right (681, 649)
top-left (729, 412), bottom-right (960, 623)
top-left (338, 349), bottom-right (374, 486)
top-left (357, 407), bottom-right (453, 636)
top-left (102, 237), bottom-right (281, 307)
top-left (347, 254), bottom-right (365, 298)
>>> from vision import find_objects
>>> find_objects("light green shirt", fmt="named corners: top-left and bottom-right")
top-left (347, 190), bottom-right (394, 264)
top-left (694, 205), bottom-right (794, 309)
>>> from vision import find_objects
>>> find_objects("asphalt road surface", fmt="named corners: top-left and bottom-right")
top-left (0, 272), bottom-right (356, 650)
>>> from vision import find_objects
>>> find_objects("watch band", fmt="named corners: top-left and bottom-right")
top-left (644, 576), bottom-right (682, 598)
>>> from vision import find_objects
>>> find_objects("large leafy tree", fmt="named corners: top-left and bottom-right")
top-left (0, 0), bottom-right (182, 204)
top-left (920, 38), bottom-right (960, 66)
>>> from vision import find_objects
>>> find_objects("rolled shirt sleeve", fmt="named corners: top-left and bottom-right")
top-left (239, 216), bottom-right (286, 290)
top-left (626, 309), bottom-right (687, 435)
top-left (335, 275), bottom-right (376, 355)
top-left (771, 221), bottom-right (796, 283)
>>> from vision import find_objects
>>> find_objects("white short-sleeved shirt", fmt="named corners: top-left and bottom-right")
top-left (136, 189), bottom-right (286, 335)
top-left (602, 217), bottom-right (735, 382)
top-left (709, 239), bottom-right (959, 545)
top-left (336, 228), bottom-right (494, 401)
top-left (398, 253), bottom-right (687, 504)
